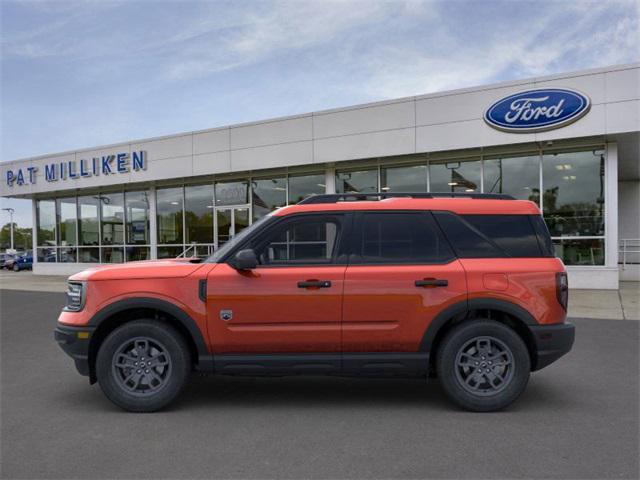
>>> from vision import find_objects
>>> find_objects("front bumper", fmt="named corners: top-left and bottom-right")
top-left (529, 322), bottom-right (575, 371)
top-left (54, 325), bottom-right (95, 377)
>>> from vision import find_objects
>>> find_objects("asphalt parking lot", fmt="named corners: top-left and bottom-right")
top-left (1, 289), bottom-right (638, 479)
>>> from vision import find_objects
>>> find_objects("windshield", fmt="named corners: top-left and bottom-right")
top-left (207, 214), bottom-right (273, 263)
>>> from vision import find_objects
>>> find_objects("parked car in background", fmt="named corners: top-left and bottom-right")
top-left (12, 251), bottom-right (33, 271)
top-left (2, 253), bottom-right (17, 270)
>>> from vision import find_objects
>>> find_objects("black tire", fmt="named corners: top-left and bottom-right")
top-left (96, 320), bottom-right (191, 412)
top-left (436, 320), bottom-right (530, 412)
top-left (12, 263), bottom-right (19, 272)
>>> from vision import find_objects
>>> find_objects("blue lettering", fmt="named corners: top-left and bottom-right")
top-left (6, 170), bottom-right (14, 186)
top-left (102, 155), bottom-right (113, 174)
top-left (60, 162), bottom-right (67, 180)
top-left (132, 151), bottom-right (146, 171)
top-left (92, 157), bottom-right (99, 176)
top-left (45, 164), bottom-right (58, 182)
top-left (68, 161), bottom-right (78, 179)
top-left (117, 153), bottom-right (129, 173)
top-left (27, 167), bottom-right (37, 183)
top-left (80, 159), bottom-right (90, 177)
top-left (16, 169), bottom-right (24, 186)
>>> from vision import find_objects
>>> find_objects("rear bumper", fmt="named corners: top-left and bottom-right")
top-left (529, 322), bottom-right (575, 371)
top-left (54, 325), bottom-right (95, 377)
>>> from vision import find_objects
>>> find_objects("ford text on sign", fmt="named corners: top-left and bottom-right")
top-left (484, 88), bottom-right (591, 133)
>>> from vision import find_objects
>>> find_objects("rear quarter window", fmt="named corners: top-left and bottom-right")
top-left (434, 212), bottom-right (548, 258)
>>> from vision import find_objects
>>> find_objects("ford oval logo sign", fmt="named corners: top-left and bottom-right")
top-left (484, 88), bottom-right (591, 133)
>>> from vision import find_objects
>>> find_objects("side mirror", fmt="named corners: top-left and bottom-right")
top-left (229, 249), bottom-right (258, 270)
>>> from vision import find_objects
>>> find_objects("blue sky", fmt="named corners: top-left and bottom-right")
top-left (1, 0), bottom-right (639, 228)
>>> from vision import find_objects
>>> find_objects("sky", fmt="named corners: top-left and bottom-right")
top-left (1, 0), bottom-right (639, 228)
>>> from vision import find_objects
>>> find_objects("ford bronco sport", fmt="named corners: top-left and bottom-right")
top-left (55, 192), bottom-right (574, 412)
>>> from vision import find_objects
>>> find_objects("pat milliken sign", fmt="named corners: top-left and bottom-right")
top-left (484, 88), bottom-right (591, 133)
top-left (5, 151), bottom-right (147, 187)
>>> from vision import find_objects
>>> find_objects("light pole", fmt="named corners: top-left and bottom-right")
top-left (2, 207), bottom-right (15, 251)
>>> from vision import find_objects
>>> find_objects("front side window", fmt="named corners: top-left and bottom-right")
top-left (356, 212), bottom-right (453, 264)
top-left (252, 215), bottom-right (342, 265)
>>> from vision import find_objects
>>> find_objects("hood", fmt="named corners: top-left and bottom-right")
top-left (69, 258), bottom-right (208, 281)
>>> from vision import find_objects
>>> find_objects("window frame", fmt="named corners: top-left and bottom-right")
top-left (348, 211), bottom-right (457, 266)
top-left (220, 212), bottom-right (353, 268)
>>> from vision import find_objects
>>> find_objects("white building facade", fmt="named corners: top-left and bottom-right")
top-left (2, 63), bottom-right (639, 289)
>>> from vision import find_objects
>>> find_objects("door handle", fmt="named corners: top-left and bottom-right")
top-left (415, 278), bottom-right (448, 288)
top-left (298, 280), bottom-right (332, 289)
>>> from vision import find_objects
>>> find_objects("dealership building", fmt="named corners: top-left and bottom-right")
top-left (1, 63), bottom-right (638, 289)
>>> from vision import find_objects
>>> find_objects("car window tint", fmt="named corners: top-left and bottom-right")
top-left (462, 215), bottom-right (543, 257)
top-left (433, 212), bottom-right (505, 258)
top-left (256, 217), bottom-right (341, 265)
top-left (358, 212), bottom-right (454, 263)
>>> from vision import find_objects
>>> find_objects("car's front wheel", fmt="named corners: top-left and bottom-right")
top-left (436, 320), bottom-right (530, 412)
top-left (12, 263), bottom-right (19, 272)
top-left (96, 320), bottom-right (191, 412)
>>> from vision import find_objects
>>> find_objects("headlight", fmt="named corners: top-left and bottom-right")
top-left (64, 282), bottom-right (86, 312)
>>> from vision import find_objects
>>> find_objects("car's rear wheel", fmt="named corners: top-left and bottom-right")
top-left (96, 320), bottom-right (190, 412)
top-left (436, 320), bottom-right (530, 412)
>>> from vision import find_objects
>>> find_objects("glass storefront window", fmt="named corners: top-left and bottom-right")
top-left (101, 246), bottom-right (124, 263)
top-left (78, 196), bottom-right (100, 246)
top-left (36, 247), bottom-right (57, 263)
top-left (288, 173), bottom-right (325, 204)
top-left (59, 246), bottom-right (77, 263)
top-left (56, 198), bottom-right (77, 246)
top-left (100, 193), bottom-right (124, 245)
top-left (553, 238), bottom-right (605, 266)
top-left (542, 150), bottom-right (605, 237)
top-left (157, 187), bottom-right (183, 245)
top-left (215, 181), bottom-right (248, 206)
top-left (36, 200), bottom-right (56, 246)
top-left (157, 246), bottom-right (183, 259)
top-left (78, 247), bottom-right (100, 263)
top-left (185, 184), bottom-right (214, 244)
top-left (126, 246), bottom-right (150, 262)
top-left (483, 155), bottom-right (540, 203)
top-left (336, 169), bottom-right (378, 193)
top-left (252, 177), bottom-right (286, 220)
top-left (125, 191), bottom-right (150, 245)
top-left (430, 159), bottom-right (481, 193)
top-left (381, 164), bottom-right (428, 192)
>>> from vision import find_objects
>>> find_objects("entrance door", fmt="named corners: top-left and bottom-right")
top-left (216, 207), bottom-right (250, 248)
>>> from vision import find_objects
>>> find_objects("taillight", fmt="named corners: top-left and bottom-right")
top-left (556, 272), bottom-right (568, 310)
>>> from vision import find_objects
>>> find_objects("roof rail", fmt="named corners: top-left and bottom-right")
top-left (297, 192), bottom-right (515, 204)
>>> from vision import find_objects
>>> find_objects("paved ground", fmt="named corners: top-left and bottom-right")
top-left (1, 290), bottom-right (638, 479)
top-left (2, 270), bottom-right (639, 319)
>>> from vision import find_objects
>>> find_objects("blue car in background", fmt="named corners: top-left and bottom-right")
top-left (12, 251), bottom-right (33, 271)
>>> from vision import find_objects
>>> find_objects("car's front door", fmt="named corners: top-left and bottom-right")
top-left (206, 213), bottom-right (350, 356)
top-left (342, 211), bottom-right (467, 355)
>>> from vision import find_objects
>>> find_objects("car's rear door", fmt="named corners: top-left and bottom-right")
top-left (342, 211), bottom-right (467, 361)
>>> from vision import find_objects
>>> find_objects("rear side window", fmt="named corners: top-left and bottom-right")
top-left (530, 215), bottom-right (555, 257)
top-left (434, 212), bottom-right (547, 258)
top-left (355, 212), bottom-right (454, 264)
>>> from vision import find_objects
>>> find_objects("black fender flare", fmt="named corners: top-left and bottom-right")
top-left (419, 298), bottom-right (537, 353)
top-left (88, 297), bottom-right (213, 372)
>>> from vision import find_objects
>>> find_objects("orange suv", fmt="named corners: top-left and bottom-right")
top-left (55, 193), bottom-right (574, 412)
